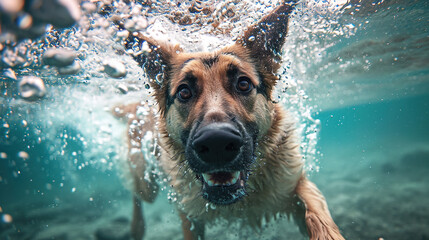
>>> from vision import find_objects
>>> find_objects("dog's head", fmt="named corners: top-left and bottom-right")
top-left (126, 3), bottom-right (296, 205)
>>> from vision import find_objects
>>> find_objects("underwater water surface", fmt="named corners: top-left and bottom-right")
top-left (1, 0), bottom-right (429, 239)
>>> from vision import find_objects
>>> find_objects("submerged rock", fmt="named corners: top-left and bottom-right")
top-left (42, 48), bottom-right (77, 67)
top-left (18, 76), bottom-right (46, 101)
top-left (0, 0), bottom-right (80, 42)
top-left (0, 45), bottom-right (29, 68)
top-left (103, 59), bottom-right (127, 78)
top-left (2, 68), bottom-right (17, 80)
top-left (57, 61), bottom-right (81, 75)
top-left (117, 84), bottom-right (128, 94)
top-left (400, 150), bottom-right (429, 169)
top-left (28, 0), bottom-right (81, 28)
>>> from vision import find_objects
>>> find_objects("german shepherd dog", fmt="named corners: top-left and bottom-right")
top-left (115, 1), bottom-right (344, 239)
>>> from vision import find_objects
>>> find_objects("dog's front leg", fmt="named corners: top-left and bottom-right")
top-left (131, 196), bottom-right (145, 240)
top-left (179, 212), bottom-right (205, 240)
top-left (294, 176), bottom-right (345, 240)
top-left (125, 106), bottom-right (159, 239)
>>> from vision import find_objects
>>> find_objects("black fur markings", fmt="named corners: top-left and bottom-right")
top-left (180, 58), bottom-right (196, 70)
top-left (255, 70), bottom-right (269, 98)
top-left (201, 56), bottom-right (219, 68)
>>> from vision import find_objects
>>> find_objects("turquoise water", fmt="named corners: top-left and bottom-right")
top-left (315, 95), bottom-right (429, 239)
top-left (1, 0), bottom-right (429, 239)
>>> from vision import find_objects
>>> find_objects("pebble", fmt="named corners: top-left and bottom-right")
top-left (30, 0), bottom-right (81, 28)
top-left (0, 0), bottom-right (81, 41)
top-left (0, 0), bottom-right (24, 14)
top-left (3, 68), bottom-right (17, 80)
top-left (141, 41), bottom-right (151, 53)
top-left (117, 84), bottom-right (128, 94)
top-left (1, 47), bottom-right (27, 67)
top-left (19, 76), bottom-right (46, 101)
top-left (116, 30), bottom-right (129, 39)
top-left (57, 61), bottom-right (81, 75)
top-left (103, 59), bottom-right (127, 78)
top-left (124, 19), bottom-right (136, 31)
top-left (43, 48), bottom-right (77, 67)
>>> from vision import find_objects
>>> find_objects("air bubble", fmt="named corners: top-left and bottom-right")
top-left (17, 13), bottom-right (33, 29)
top-left (1, 214), bottom-right (13, 224)
top-left (17, 151), bottom-right (29, 159)
top-left (19, 76), bottom-right (46, 101)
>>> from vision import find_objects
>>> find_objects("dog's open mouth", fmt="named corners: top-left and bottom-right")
top-left (198, 171), bottom-right (247, 205)
top-left (202, 171), bottom-right (241, 186)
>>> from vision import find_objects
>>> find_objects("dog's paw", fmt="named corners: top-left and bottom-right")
top-left (305, 212), bottom-right (345, 240)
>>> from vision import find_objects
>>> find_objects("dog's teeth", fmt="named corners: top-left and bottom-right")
top-left (230, 171), bottom-right (240, 184)
top-left (202, 173), bottom-right (214, 186)
top-left (202, 171), bottom-right (241, 186)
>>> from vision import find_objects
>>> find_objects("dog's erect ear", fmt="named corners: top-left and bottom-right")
top-left (125, 32), bottom-right (181, 86)
top-left (124, 32), bottom-right (181, 112)
top-left (236, 2), bottom-right (297, 78)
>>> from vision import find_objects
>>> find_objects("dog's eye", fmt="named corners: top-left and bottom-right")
top-left (236, 76), bottom-right (253, 93)
top-left (177, 85), bottom-right (192, 101)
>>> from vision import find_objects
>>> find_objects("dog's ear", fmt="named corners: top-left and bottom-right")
top-left (125, 32), bottom-right (181, 86)
top-left (124, 32), bottom-right (181, 112)
top-left (236, 2), bottom-right (297, 88)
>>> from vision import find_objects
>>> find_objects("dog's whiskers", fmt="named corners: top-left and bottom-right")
top-left (167, 151), bottom-right (186, 175)
top-left (169, 153), bottom-right (195, 180)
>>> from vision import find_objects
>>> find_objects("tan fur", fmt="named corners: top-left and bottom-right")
top-left (295, 176), bottom-right (344, 240)
top-left (117, 3), bottom-right (345, 240)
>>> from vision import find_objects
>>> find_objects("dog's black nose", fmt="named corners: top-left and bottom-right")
top-left (192, 123), bottom-right (243, 165)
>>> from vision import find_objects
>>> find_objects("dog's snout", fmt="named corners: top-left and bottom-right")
top-left (192, 123), bottom-right (243, 165)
